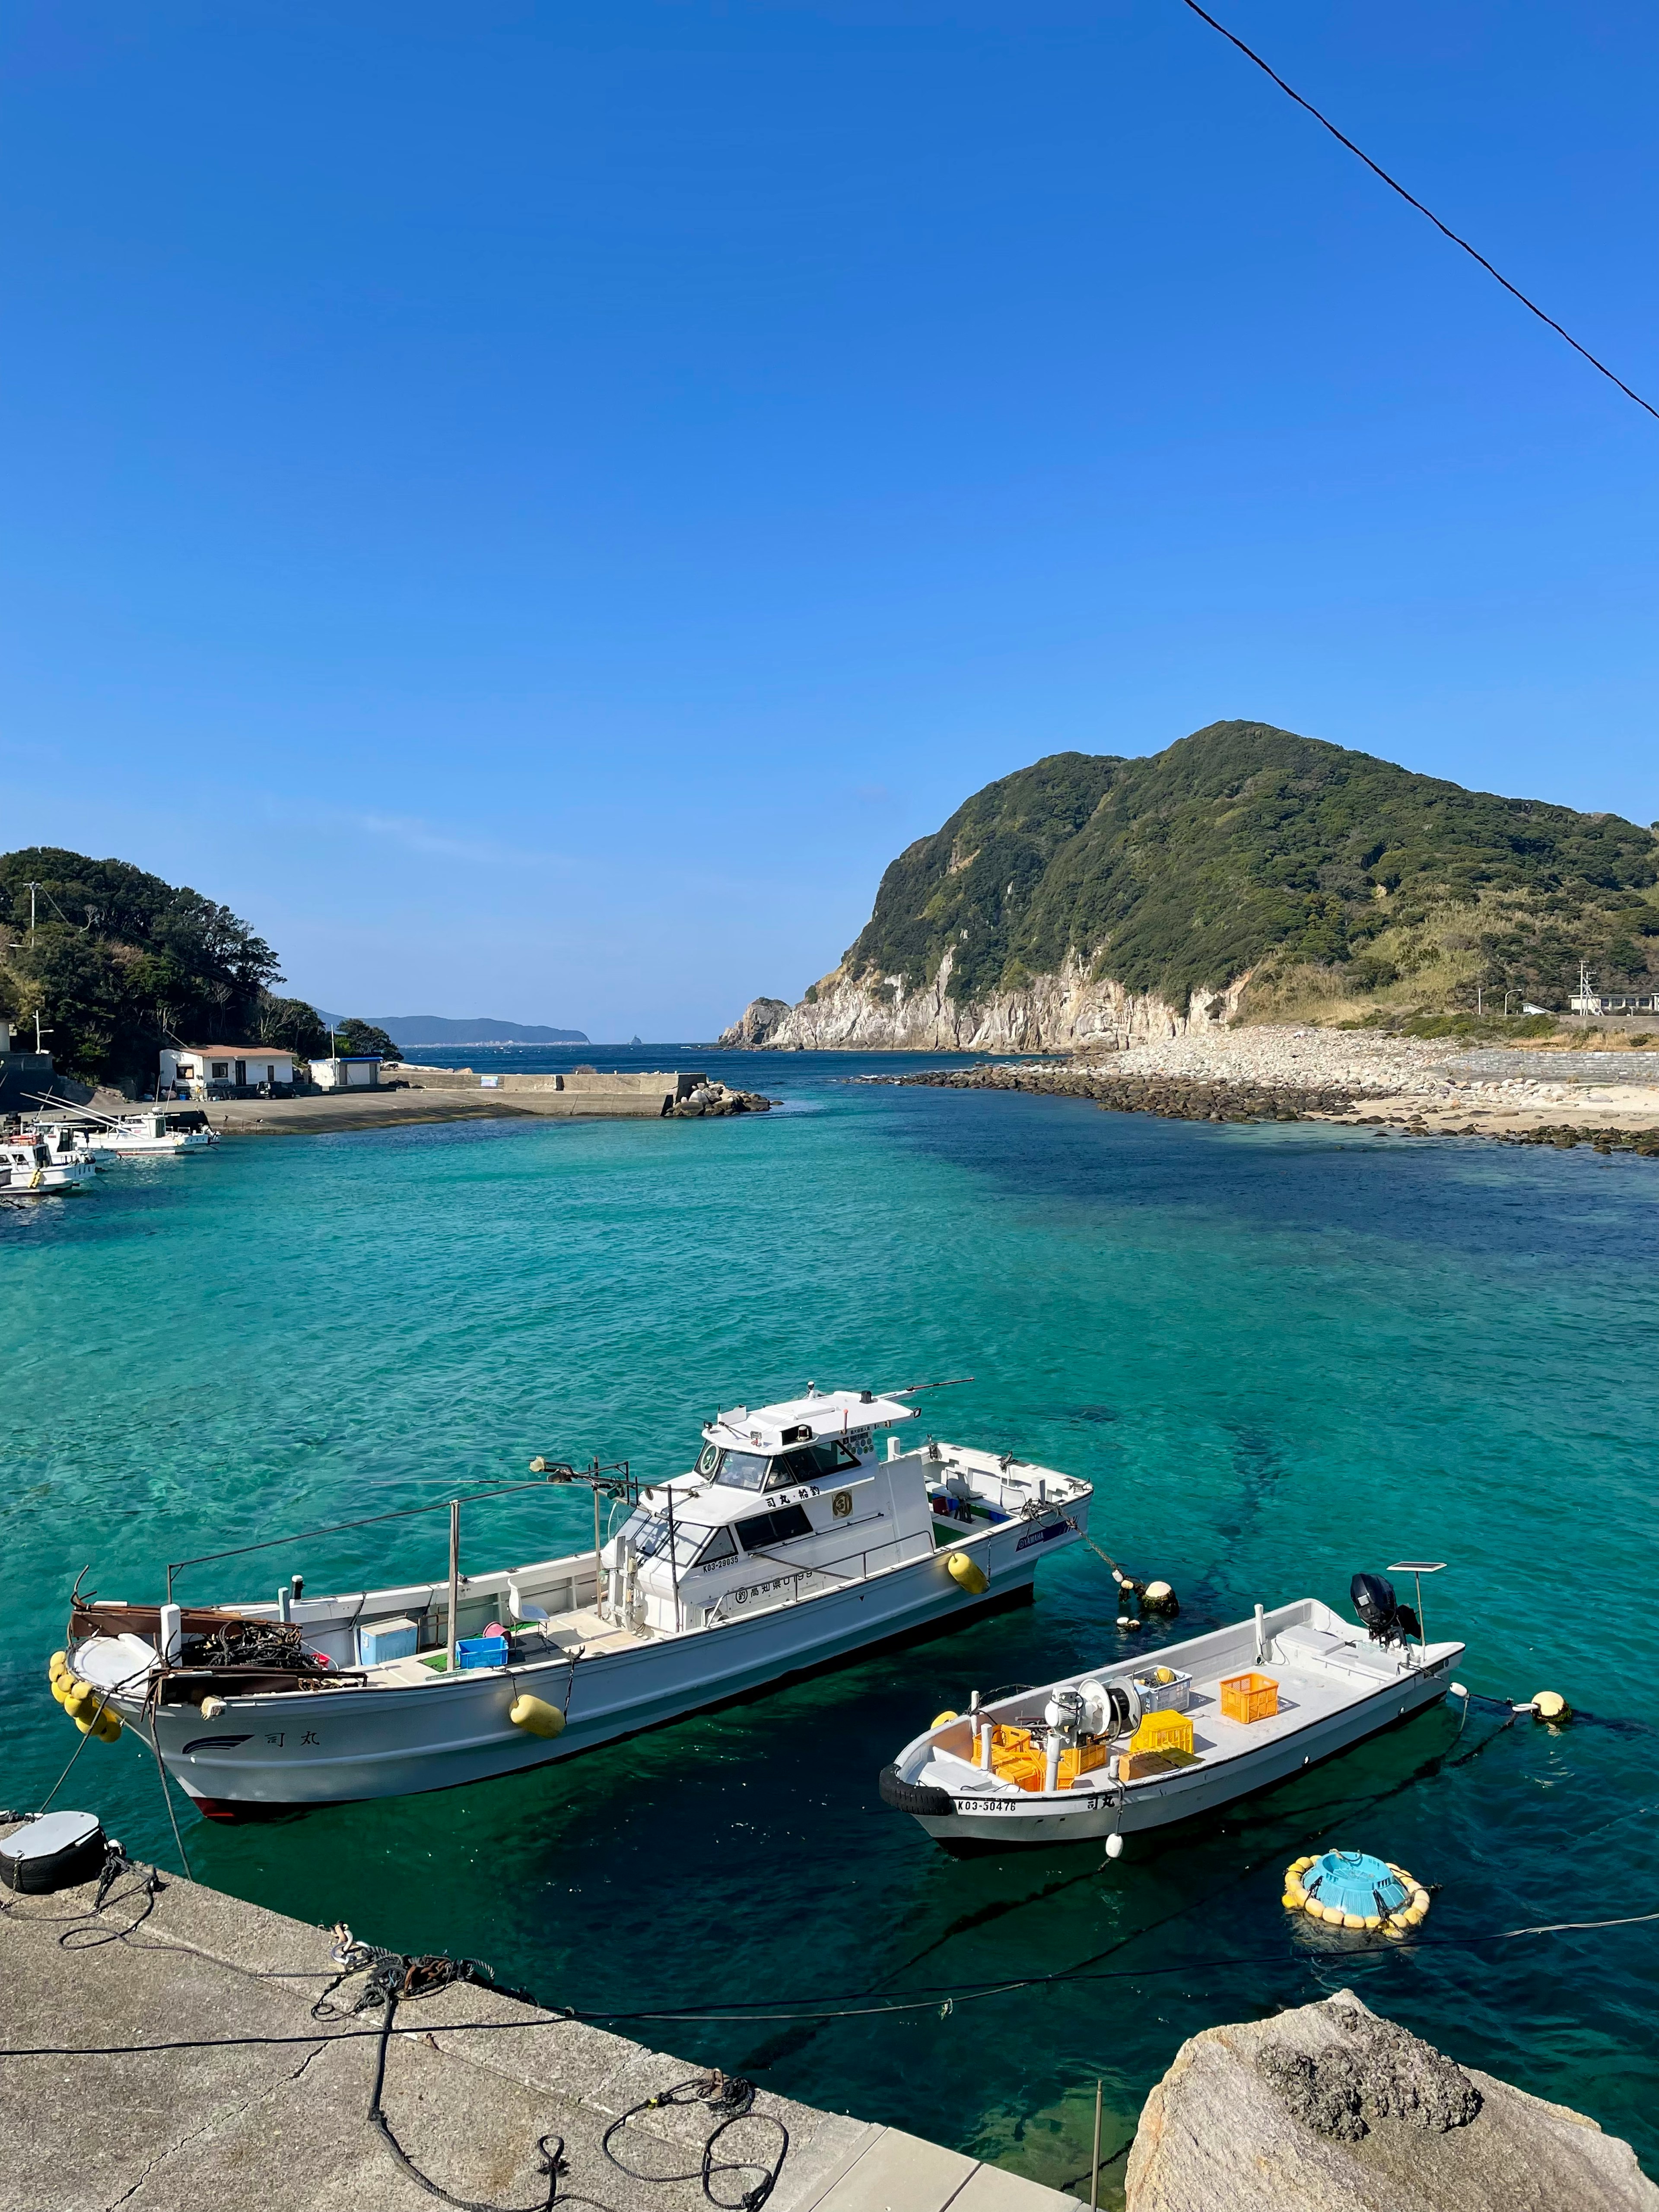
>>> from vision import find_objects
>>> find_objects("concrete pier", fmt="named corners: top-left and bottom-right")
top-left (179, 1071), bottom-right (709, 1136)
top-left (0, 1840), bottom-right (1069, 2212)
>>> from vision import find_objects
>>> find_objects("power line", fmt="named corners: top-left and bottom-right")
top-left (1175, 0), bottom-right (1659, 424)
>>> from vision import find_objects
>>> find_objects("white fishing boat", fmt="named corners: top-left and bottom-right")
top-left (55, 1383), bottom-right (1091, 1817)
top-left (0, 1134), bottom-right (96, 1196)
top-left (879, 1570), bottom-right (1462, 1849)
top-left (81, 1107), bottom-right (219, 1157)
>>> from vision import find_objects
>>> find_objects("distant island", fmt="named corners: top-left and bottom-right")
top-left (721, 720), bottom-right (1659, 1052)
top-left (343, 1015), bottom-right (591, 1047)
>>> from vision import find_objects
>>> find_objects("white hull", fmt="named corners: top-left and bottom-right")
top-left (889, 1600), bottom-right (1463, 1848)
top-left (91, 1491), bottom-right (1087, 1813)
top-left (1, 1159), bottom-right (96, 1195)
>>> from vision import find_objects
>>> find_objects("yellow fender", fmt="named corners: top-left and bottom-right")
top-left (946, 1552), bottom-right (988, 1597)
top-left (930, 1710), bottom-right (960, 1730)
top-left (509, 1695), bottom-right (566, 1740)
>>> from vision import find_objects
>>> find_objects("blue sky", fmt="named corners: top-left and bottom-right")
top-left (4, 1), bottom-right (1656, 1039)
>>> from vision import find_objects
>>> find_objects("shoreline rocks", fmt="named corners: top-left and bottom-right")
top-left (671, 1080), bottom-right (773, 1118)
top-left (1125, 1988), bottom-right (1658, 2211)
top-left (869, 1023), bottom-right (1659, 1153)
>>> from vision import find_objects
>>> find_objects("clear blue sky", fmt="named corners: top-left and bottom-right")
top-left (4, 1), bottom-right (1656, 1039)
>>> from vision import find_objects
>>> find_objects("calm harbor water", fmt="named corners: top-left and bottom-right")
top-left (5, 1047), bottom-right (1657, 2196)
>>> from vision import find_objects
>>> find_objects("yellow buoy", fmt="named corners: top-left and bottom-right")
top-left (49, 1675), bottom-right (70, 1706)
top-left (509, 1694), bottom-right (566, 1740)
top-left (96, 1710), bottom-right (122, 1742)
top-left (946, 1553), bottom-right (988, 1597)
top-left (1530, 1690), bottom-right (1572, 1723)
top-left (49, 1650), bottom-right (67, 1679)
top-left (931, 1710), bottom-right (960, 1730)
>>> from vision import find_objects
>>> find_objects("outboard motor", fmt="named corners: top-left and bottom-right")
top-left (1351, 1571), bottom-right (1421, 1645)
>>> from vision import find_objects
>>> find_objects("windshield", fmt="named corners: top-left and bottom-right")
top-left (620, 1507), bottom-right (715, 1570)
top-left (712, 1450), bottom-right (771, 1491)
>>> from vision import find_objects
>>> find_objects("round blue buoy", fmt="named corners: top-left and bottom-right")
top-left (1284, 1848), bottom-right (1427, 1930)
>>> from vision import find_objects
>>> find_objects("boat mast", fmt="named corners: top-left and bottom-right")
top-left (447, 1500), bottom-right (461, 1673)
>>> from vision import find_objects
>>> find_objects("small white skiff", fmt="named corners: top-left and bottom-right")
top-left (58, 1383), bottom-right (1092, 1817)
top-left (879, 1573), bottom-right (1463, 1849)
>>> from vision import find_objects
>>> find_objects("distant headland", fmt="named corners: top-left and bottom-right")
top-left (324, 1014), bottom-right (591, 1047)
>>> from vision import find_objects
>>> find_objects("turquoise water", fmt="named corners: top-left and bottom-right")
top-left (5, 1051), bottom-right (1657, 2196)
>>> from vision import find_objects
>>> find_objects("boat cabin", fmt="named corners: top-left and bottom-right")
top-left (603, 1387), bottom-right (943, 1634)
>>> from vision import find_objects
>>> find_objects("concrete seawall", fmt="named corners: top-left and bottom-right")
top-left (0, 1844), bottom-right (1069, 2212)
top-left (188, 1071), bottom-right (709, 1137)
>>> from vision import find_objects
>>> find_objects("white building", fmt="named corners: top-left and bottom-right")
top-left (1570, 990), bottom-right (1659, 1016)
top-left (161, 1044), bottom-right (299, 1096)
top-left (310, 1054), bottom-right (381, 1090)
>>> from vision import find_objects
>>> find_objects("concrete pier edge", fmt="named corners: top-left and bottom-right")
top-left (0, 1828), bottom-right (1071, 2212)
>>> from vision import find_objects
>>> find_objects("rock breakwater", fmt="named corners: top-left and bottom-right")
top-left (868, 1022), bottom-right (1659, 1152)
top-left (887, 1063), bottom-right (1378, 1125)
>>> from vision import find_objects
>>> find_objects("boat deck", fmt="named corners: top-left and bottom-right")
top-left (922, 1621), bottom-right (1452, 1797)
top-left (362, 1606), bottom-right (652, 1686)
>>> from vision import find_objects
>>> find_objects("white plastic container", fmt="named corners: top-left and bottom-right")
top-left (1132, 1666), bottom-right (1192, 1714)
top-left (356, 1616), bottom-right (419, 1666)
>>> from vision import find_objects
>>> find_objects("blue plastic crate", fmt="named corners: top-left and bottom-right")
top-left (457, 1635), bottom-right (509, 1670)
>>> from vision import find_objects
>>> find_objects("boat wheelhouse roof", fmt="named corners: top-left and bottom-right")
top-left (702, 1387), bottom-right (918, 1454)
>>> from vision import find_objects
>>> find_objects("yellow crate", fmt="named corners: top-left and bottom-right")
top-left (1220, 1671), bottom-right (1279, 1724)
top-left (1130, 1708), bottom-right (1195, 1757)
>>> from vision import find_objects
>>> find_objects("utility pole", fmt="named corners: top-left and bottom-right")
top-left (33, 1009), bottom-right (51, 1055)
top-left (25, 881), bottom-right (40, 938)
top-left (1475, 982), bottom-right (1484, 1018)
top-left (1577, 958), bottom-right (1595, 1026)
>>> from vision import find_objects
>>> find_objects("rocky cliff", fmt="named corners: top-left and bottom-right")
top-left (719, 723), bottom-right (1659, 1052)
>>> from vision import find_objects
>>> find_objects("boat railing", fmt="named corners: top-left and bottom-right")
top-left (702, 1529), bottom-right (926, 1624)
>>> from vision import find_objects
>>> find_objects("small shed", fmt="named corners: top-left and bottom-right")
top-left (310, 1054), bottom-right (381, 1091)
top-left (161, 1045), bottom-right (298, 1098)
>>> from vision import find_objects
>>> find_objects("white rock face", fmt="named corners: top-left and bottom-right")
top-left (1125, 1988), bottom-right (1659, 2212)
top-left (758, 952), bottom-right (1249, 1053)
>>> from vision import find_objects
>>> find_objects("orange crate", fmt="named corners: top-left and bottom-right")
top-left (1220, 1671), bottom-right (1278, 1724)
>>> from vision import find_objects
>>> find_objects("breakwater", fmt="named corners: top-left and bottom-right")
top-left (881, 1062), bottom-right (1659, 1154)
top-left (883, 1062), bottom-right (1380, 1124)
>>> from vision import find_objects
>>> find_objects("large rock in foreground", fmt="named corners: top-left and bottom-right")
top-left (1125, 1988), bottom-right (1657, 2212)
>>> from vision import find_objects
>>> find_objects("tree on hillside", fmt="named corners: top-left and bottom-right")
top-left (0, 848), bottom-right (286, 1086)
top-left (335, 1019), bottom-right (397, 1062)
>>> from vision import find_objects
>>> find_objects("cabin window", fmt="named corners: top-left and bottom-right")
top-left (695, 1526), bottom-right (737, 1567)
top-left (712, 1450), bottom-right (770, 1491)
top-left (624, 1510), bottom-right (711, 1570)
top-left (766, 1440), bottom-right (862, 1487)
top-left (735, 1503), bottom-right (814, 1552)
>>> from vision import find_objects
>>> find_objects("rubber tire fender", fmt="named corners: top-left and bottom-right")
top-left (878, 1762), bottom-right (956, 1817)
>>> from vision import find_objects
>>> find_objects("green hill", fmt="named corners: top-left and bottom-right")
top-left (841, 723), bottom-right (1659, 1015)
top-left (0, 848), bottom-right (331, 1085)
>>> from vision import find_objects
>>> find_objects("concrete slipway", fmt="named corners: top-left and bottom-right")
top-left (0, 1842), bottom-right (1069, 2212)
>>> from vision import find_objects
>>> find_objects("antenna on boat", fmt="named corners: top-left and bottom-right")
top-left (885, 1376), bottom-right (976, 1397)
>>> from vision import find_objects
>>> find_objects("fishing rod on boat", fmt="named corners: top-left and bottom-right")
top-left (884, 1375), bottom-right (976, 1397)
